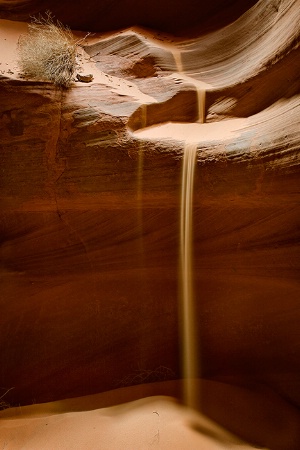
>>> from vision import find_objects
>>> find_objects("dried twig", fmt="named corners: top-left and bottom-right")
top-left (18, 11), bottom-right (77, 88)
top-left (0, 387), bottom-right (14, 410)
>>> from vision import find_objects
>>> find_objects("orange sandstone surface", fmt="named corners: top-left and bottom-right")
top-left (0, 0), bottom-right (300, 448)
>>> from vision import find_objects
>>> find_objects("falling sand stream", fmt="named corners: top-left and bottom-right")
top-left (135, 45), bottom-right (207, 409)
top-left (172, 46), bottom-right (205, 408)
top-left (171, 47), bottom-right (207, 124)
top-left (133, 44), bottom-right (245, 410)
top-left (180, 140), bottom-right (199, 409)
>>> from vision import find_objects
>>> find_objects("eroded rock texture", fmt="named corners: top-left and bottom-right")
top-left (0, 1), bottom-right (300, 447)
top-left (0, 0), bottom-right (259, 34)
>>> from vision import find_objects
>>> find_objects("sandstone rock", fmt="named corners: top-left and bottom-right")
top-left (0, 1), bottom-right (299, 448)
top-left (0, 0), bottom-right (259, 34)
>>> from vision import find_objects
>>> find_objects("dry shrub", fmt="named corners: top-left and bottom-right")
top-left (0, 400), bottom-right (10, 410)
top-left (116, 366), bottom-right (176, 388)
top-left (18, 12), bottom-right (76, 88)
top-left (0, 387), bottom-right (13, 410)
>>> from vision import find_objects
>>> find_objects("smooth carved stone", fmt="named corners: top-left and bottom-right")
top-left (0, 0), bottom-right (259, 34)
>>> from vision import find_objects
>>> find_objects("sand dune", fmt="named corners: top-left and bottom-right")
top-left (0, 393), bottom-right (262, 449)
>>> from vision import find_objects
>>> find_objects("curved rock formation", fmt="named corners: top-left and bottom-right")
top-left (0, 0), bottom-right (259, 34)
top-left (0, 0), bottom-right (300, 448)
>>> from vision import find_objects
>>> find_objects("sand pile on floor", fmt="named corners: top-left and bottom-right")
top-left (0, 394), bottom-right (264, 450)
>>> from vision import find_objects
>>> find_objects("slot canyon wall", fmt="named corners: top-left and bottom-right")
top-left (0, 0), bottom-right (299, 434)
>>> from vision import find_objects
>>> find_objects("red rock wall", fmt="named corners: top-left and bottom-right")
top-left (0, 0), bottom-right (299, 425)
top-left (0, 0), bottom-right (258, 34)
